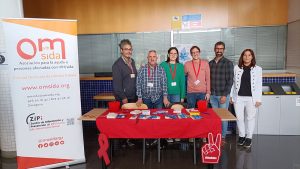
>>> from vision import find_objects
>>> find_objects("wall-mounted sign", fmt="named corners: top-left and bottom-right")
top-left (182, 14), bottom-right (202, 30)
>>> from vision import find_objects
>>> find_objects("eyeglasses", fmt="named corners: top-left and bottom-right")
top-left (122, 48), bottom-right (133, 51)
top-left (191, 51), bottom-right (200, 55)
top-left (215, 48), bottom-right (224, 50)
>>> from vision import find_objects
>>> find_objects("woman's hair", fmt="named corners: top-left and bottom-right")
top-left (190, 46), bottom-right (201, 54)
top-left (166, 47), bottom-right (179, 63)
top-left (238, 49), bottom-right (256, 68)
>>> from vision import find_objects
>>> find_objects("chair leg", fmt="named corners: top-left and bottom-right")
top-left (143, 139), bottom-right (146, 164)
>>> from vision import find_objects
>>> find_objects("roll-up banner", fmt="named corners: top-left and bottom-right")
top-left (2, 18), bottom-right (85, 169)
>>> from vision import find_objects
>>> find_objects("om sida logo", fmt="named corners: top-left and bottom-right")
top-left (17, 38), bottom-right (66, 60)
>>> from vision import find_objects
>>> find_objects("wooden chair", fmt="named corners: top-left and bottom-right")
top-left (121, 103), bottom-right (148, 109)
top-left (121, 102), bottom-right (148, 164)
top-left (171, 104), bottom-right (184, 110)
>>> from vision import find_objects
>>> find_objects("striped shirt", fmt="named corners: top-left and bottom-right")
top-left (136, 64), bottom-right (168, 103)
top-left (209, 57), bottom-right (234, 96)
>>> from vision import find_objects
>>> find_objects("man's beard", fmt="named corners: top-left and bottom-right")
top-left (216, 52), bottom-right (223, 57)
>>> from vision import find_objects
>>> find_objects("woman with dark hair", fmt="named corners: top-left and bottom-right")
top-left (184, 46), bottom-right (210, 108)
top-left (230, 49), bottom-right (262, 148)
top-left (160, 47), bottom-right (186, 104)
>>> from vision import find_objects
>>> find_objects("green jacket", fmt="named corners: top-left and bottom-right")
top-left (160, 61), bottom-right (186, 99)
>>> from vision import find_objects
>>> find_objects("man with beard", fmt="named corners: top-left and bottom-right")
top-left (209, 41), bottom-right (234, 144)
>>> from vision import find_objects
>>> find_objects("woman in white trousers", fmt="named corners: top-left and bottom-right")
top-left (230, 49), bottom-right (262, 148)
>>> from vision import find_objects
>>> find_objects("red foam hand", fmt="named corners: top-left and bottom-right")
top-left (201, 133), bottom-right (221, 164)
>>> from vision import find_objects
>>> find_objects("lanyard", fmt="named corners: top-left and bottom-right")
top-left (147, 65), bottom-right (156, 81)
top-left (168, 63), bottom-right (177, 80)
top-left (123, 57), bottom-right (134, 73)
top-left (192, 60), bottom-right (201, 79)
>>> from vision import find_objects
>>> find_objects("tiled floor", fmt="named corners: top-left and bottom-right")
top-left (1, 126), bottom-right (300, 169)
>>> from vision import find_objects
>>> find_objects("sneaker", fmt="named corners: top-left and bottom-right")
top-left (167, 138), bottom-right (174, 143)
top-left (243, 138), bottom-right (252, 148)
top-left (126, 139), bottom-right (135, 147)
top-left (174, 138), bottom-right (181, 142)
top-left (237, 137), bottom-right (246, 146)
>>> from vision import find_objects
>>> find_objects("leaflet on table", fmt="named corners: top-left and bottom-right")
top-left (152, 110), bottom-right (168, 115)
top-left (173, 110), bottom-right (182, 114)
top-left (129, 115), bottom-right (138, 119)
top-left (141, 110), bottom-right (151, 115)
top-left (116, 114), bottom-right (126, 119)
top-left (130, 110), bottom-right (142, 115)
top-left (106, 112), bottom-right (117, 119)
top-left (165, 114), bottom-right (178, 119)
top-left (190, 115), bottom-right (202, 120)
top-left (186, 108), bottom-right (200, 115)
top-left (137, 115), bottom-right (160, 120)
top-left (177, 113), bottom-right (189, 119)
top-left (106, 113), bottom-right (126, 119)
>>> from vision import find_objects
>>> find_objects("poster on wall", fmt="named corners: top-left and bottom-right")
top-left (174, 44), bottom-right (193, 64)
top-left (2, 18), bottom-right (85, 169)
top-left (182, 14), bottom-right (202, 30)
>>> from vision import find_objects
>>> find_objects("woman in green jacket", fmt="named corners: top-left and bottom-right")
top-left (160, 47), bottom-right (186, 104)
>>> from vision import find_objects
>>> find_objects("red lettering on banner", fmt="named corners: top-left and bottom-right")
top-left (38, 38), bottom-right (65, 59)
top-left (17, 38), bottom-right (37, 60)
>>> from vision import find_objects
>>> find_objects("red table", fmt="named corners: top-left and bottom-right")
top-left (96, 108), bottom-right (221, 138)
top-left (96, 108), bottom-right (221, 166)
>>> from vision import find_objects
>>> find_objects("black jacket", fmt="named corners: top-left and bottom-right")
top-left (112, 57), bottom-right (137, 101)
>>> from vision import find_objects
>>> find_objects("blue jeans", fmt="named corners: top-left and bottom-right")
top-left (186, 93), bottom-right (206, 108)
top-left (210, 95), bottom-right (230, 138)
top-left (168, 94), bottom-right (180, 103)
top-left (143, 96), bottom-right (163, 109)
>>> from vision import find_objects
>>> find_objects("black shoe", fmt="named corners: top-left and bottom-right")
top-left (237, 137), bottom-right (246, 146)
top-left (243, 138), bottom-right (252, 148)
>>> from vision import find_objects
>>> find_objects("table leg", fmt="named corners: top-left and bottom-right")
top-left (193, 138), bottom-right (196, 165)
top-left (109, 140), bottom-right (113, 161)
top-left (143, 139), bottom-right (146, 164)
top-left (158, 139), bottom-right (161, 163)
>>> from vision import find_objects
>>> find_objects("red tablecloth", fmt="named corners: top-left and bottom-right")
top-left (96, 109), bottom-right (221, 139)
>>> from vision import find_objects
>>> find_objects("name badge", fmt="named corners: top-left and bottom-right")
top-left (130, 74), bottom-right (135, 78)
top-left (171, 82), bottom-right (177, 86)
top-left (194, 80), bottom-right (200, 85)
top-left (147, 83), bottom-right (154, 87)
